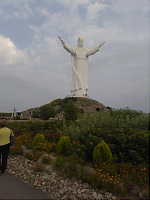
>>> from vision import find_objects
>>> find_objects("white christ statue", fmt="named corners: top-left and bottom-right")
top-left (59, 36), bottom-right (105, 97)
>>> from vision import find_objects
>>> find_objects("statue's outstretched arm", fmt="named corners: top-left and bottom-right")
top-left (58, 36), bottom-right (75, 55)
top-left (86, 41), bottom-right (105, 56)
top-left (58, 36), bottom-right (65, 45)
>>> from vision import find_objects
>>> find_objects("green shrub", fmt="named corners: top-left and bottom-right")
top-left (9, 146), bottom-right (23, 155)
top-left (42, 156), bottom-right (52, 165)
top-left (56, 136), bottom-right (70, 155)
top-left (49, 98), bottom-right (62, 106)
top-left (64, 100), bottom-right (78, 121)
top-left (33, 162), bottom-right (45, 172)
top-left (33, 134), bottom-right (45, 145)
top-left (32, 142), bottom-right (53, 153)
top-left (93, 140), bottom-right (113, 164)
top-left (43, 130), bottom-right (60, 143)
top-left (53, 157), bottom-right (65, 170)
top-left (40, 104), bottom-right (57, 120)
top-left (32, 110), bottom-right (40, 118)
top-left (24, 151), bottom-right (42, 161)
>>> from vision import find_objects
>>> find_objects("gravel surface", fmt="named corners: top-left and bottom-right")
top-left (6, 155), bottom-right (117, 200)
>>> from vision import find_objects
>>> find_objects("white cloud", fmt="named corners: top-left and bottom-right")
top-left (0, 35), bottom-right (28, 66)
top-left (86, 2), bottom-right (108, 22)
top-left (35, 7), bottom-right (50, 16)
top-left (56, 0), bottom-right (90, 8)
top-left (112, 0), bottom-right (149, 14)
top-left (0, 0), bottom-right (34, 20)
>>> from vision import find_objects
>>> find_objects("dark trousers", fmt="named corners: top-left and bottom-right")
top-left (0, 143), bottom-right (10, 173)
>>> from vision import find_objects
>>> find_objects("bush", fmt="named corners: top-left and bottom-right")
top-left (33, 134), bottom-right (45, 145)
top-left (49, 98), bottom-right (62, 106)
top-left (56, 136), bottom-right (70, 155)
top-left (42, 130), bottom-right (60, 143)
top-left (40, 104), bottom-right (57, 120)
top-left (93, 140), bottom-right (113, 164)
top-left (96, 107), bottom-right (100, 112)
top-left (53, 157), bottom-right (65, 170)
top-left (32, 110), bottom-right (40, 118)
top-left (42, 156), bottom-right (52, 165)
top-left (24, 151), bottom-right (42, 161)
top-left (16, 134), bottom-right (33, 149)
top-left (63, 100), bottom-right (78, 121)
top-left (32, 142), bottom-right (54, 153)
top-left (33, 162), bottom-right (45, 172)
top-left (9, 146), bottom-right (23, 155)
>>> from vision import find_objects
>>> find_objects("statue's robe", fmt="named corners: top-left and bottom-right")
top-left (62, 42), bottom-right (100, 96)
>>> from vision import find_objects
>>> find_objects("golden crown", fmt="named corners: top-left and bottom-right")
top-left (78, 36), bottom-right (83, 40)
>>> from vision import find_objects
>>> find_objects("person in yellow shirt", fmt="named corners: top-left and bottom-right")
top-left (0, 119), bottom-right (13, 175)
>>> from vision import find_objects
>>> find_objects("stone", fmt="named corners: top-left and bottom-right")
top-left (78, 179), bottom-right (83, 184)
top-left (68, 187), bottom-right (72, 191)
top-left (84, 190), bottom-right (90, 195)
top-left (82, 193), bottom-right (88, 199)
top-left (77, 193), bottom-right (83, 198)
top-left (59, 184), bottom-right (63, 189)
top-left (57, 193), bottom-right (61, 198)
top-left (61, 195), bottom-right (67, 200)
top-left (112, 196), bottom-right (117, 200)
top-left (37, 180), bottom-right (42, 185)
top-left (97, 194), bottom-right (102, 199)
top-left (106, 194), bottom-right (112, 199)
top-left (72, 191), bottom-right (77, 196)
top-left (7, 155), bottom-right (118, 200)
top-left (59, 180), bottom-right (65, 184)
top-left (101, 197), bottom-right (108, 200)
top-left (22, 147), bottom-right (32, 156)
top-left (128, 185), bottom-right (139, 196)
top-left (84, 167), bottom-right (96, 175)
top-left (59, 189), bottom-right (65, 195)
top-left (82, 183), bottom-right (90, 189)
top-left (89, 195), bottom-right (95, 200)
top-left (69, 194), bottom-right (76, 200)
top-left (71, 176), bottom-right (77, 182)
top-left (81, 189), bottom-right (86, 193)
top-left (139, 190), bottom-right (149, 199)
top-left (93, 192), bottom-right (98, 198)
top-left (42, 181), bottom-right (46, 186)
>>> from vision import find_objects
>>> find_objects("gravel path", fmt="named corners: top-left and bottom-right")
top-left (6, 155), bottom-right (117, 200)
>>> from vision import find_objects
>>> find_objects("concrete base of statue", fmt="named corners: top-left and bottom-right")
top-left (65, 94), bottom-right (89, 99)
top-left (72, 95), bottom-right (89, 98)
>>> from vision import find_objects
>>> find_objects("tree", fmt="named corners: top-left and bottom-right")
top-left (40, 104), bottom-right (56, 120)
top-left (32, 110), bottom-right (40, 118)
top-left (63, 100), bottom-right (78, 121)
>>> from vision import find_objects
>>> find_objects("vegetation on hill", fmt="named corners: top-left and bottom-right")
top-left (30, 97), bottom-right (109, 120)
top-left (6, 107), bottom-right (149, 198)
top-left (2, 99), bottom-right (149, 198)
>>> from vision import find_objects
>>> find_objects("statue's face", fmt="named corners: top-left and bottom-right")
top-left (78, 36), bottom-right (84, 47)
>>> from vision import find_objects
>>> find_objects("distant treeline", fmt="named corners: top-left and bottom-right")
top-left (0, 113), bottom-right (12, 117)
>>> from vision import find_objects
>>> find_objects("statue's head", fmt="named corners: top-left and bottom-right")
top-left (78, 36), bottom-right (84, 47)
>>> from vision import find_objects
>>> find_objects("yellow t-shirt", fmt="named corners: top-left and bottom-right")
top-left (0, 127), bottom-right (12, 146)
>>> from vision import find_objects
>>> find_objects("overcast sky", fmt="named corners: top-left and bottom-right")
top-left (0, 0), bottom-right (149, 113)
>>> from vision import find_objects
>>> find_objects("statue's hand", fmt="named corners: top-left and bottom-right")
top-left (58, 36), bottom-right (65, 44)
top-left (100, 41), bottom-right (105, 46)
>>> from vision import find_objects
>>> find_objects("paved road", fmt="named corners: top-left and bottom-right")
top-left (0, 173), bottom-right (50, 199)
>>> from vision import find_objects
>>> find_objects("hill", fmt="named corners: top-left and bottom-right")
top-left (21, 97), bottom-right (110, 119)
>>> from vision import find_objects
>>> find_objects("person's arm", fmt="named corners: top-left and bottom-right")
top-left (10, 129), bottom-right (14, 136)
top-left (86, 41), bottom-right (105, 56)
top-left (58, 36), bottom-right (76, 55)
